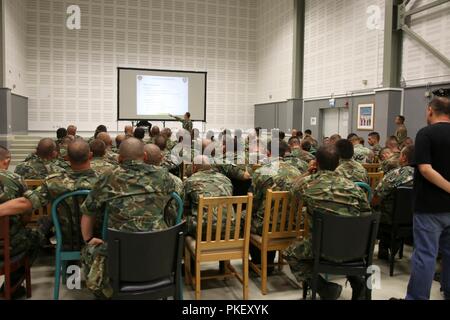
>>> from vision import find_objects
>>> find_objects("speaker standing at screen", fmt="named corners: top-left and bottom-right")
top-left (169, 112), bottom-right (193, 133)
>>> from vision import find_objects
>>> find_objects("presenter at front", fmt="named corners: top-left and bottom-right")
top-left (169, 112), bottom-right (193, 133)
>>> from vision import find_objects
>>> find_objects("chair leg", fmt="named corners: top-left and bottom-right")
top-left (25, 258), bottom-right (32, 298)
top-left (184, 248), bottom-right (191, 286)
top-left (365, 275), bottom-right (372, 300)
top-left (54, 256), bottom-right (61, 300)
top-left (243, 257), bottom-right (249, 300)
top-left (389, 237), bottom-right (395, 277)
top-left (311, 274), bottom-right (318, 300)
top-left (4, 268), bottom-right (11, 300)
top-left (278, 251), bottom-right (283, 271)
top-left (195, 260), bottom-right (201, 300)
top-left (62, 260), bottom-right (68, 284)
top-left (399, 241), bottom-right (404, 260)
top-left (261, 250), bottom-right (268, 295)
top-left (302, 281), bottom-right (308, 300)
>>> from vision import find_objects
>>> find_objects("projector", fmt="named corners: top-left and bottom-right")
top-left (433, 88), bottom-right (450, 98)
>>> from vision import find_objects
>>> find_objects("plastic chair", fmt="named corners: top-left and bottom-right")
top-left (303, 210), bottom-right (380, 300)
top-left (52, 190), bottom-right (91, 300)
top-left (355, 182), bottom-right (373, 202)
top-left (107, 221), bottom-right (186, 300)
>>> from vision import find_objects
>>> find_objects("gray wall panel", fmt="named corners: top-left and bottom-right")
top-left (11, 93), bottom-right (28, 134)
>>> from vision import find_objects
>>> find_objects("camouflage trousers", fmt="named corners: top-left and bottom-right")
top-left (80, 243), bottom-right (113, 299)
top-left (282, 237), bottom-right (314, 283)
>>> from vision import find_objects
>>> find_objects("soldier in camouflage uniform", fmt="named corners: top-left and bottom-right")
top-left (350, 136), bottom-right (374, 163)
top-left (15, 138), bottom-right (68, 180)
top-left (335, 139), bottom-right (369, 183)
top-left (368, 132), bottom-right (382, 161)
top-left (372, 145), bottom-right (415, 259)
top-left (183, 155), bottom-right (234, 237)
top-left (169, 112), bottom-right (193, 133)
top-left (55, 128), bottom-right (68, 149)
top-left (379, 147), bottom-right (401, 174)
top-left (284, 152), bottom-right (308, 174)
top-left (283, 145), bottom-right (372, 300)
top-left (97, 132), bottom-right (118, 165)
top-left (289, 137), bottom-right (315, 163)
top-left (394, 115), bottom-right (408, 146)
top-left (80, 138), bottom-right (177, 299)
top-left (162, 128), bottom-right (176, 151)
top-left (89, 139), bottom-right (117, 176)
top-left (67, 125), bottom-right (83, 140)
top-left (0, 146), bottom-right (42, 296)
top-left (251, 141), bottom-right (301, 270)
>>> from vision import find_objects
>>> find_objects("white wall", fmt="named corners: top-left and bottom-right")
top-left (402, 0), bottom-right (450, 86)
top-left (256, 0), bottom-right (294, 104)
top-left (303, 0), bottom-right (385, 99)
top-left (25, 0), bottom-right (258, 132)
top-left (4, 0), bottom-right (27, 96)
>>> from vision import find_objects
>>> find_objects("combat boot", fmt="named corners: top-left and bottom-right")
top-left (347, 276), bottom-right (366, 300)
top-left (312, 275), bottom-right (342, 300)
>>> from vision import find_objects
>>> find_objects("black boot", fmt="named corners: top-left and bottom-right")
top-left (310, 275), bottom-right (342, 300)
top-left (347, 276), bottom-right (366, 300)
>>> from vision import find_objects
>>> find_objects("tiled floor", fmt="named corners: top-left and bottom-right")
top-left (15, 245), bottom-right (442, 300)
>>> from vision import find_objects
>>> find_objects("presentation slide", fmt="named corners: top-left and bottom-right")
top-left (137, 75), bottom-right (189, 116)
top-left (118, 68), bottom-right (207, 122)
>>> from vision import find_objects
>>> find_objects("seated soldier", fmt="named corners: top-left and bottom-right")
top-left (328, 134), bottom-right (341, 146)
top-left (161, 128), bottom-right (176, 151)
top-left (124, 125), bottom-right (134, 139)
top-left (67, 125), bottom-right (82, 140)
top-left (80, 138), bottom-right (177, 299)
top-left (386, 136), bottom-right (401, 153)
top-left (284, 142), bottom-right (309, 174)
top-left (115, 134), bottom-right (126, 150)
top-left (0, 140), bottom-right (99, 249)
top-left (368, 132), bottom-right (382, 161)
top-left (0, 146), bottom-right (42, 299)
top-left (251, 140), bottom-right (302, 271)
top-left (97, 132), bottom-right (119, 165)
top-left (289, 136), bottom-right (315, 163)
top-left (335, 139), bottom-right (369, 183)
top-left (183, 155), bottom-right (234, 237)
top-left (89, 139), bottom-right (117, 175)
top-left (283, 145), bottom-right (372, 300)
top-left (371, 145), bottom-right (415, 260)
top-left (147, 126), bottom-right (160, 144)
top-left (379, 147), bottom-right (400, 174)
top-left (15, 138), bottom-right (68, 179)
top-left (88, 125), bottom-right (107, 144)
top-left (55, 128), bottom-right (68, 148)
top-left (350, 136), bottom-right (374, 163)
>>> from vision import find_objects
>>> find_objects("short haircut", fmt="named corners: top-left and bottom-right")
top-left (397, 115), bottom-right (406, 123)
top-left (268, 140), bottom-right (289, 157)
top-left (379, 147), bottom-right (393, 161)
top-left (429, 97), bottom-right (450, 116)
top-left (68, 140), bottom-right (90, 165)
top-left (288, 136), bottom-right (301, 146)
top-left (347, 133), bottom-right (358, 140)
top-left (329, 134), bottom-right (342, 144)
top-left (369, 132), bottom-right (380, 141)
top-left (305, 129), bottom-right (312, 135)
top-left (0, 146), bottom-right (11, 161)
top-left (36, 138), bottom-right (56, 159)
top-left (185, 112), bottom-right (191, 118)
top-left (316, 145), bottom-right (340, 171)
top-left (90, 139), bottom-right (106, 157)
top-left (279, 131), bottom-right (286, 140)
top-left (302, 140), bottom-right (312, 151)
top-left (119, 138), bottom-right (145, 161)
top-left (401, 145), bottom-right (415, 164)
top-left (297, 131), bottom-right (303, 138)
top-left (115, 134), bottom-right (126, 148)
top-left (134, 127), bottom-right (146, 140)
top-left (335, 139), bottom-right (354, 160)
top-left (154, 135), bottom-right (167, 151)
top-left (151, 126), bottom-right (160, 137)
top-left (94, 125), bottom-right (107, 138)
top-left (359, 137), bottom-right (365, 145)
top-left (57, 128), bottom-right (68, 139)
top-left (386, 136), bottom-right (399, 148)
top-left (143, 144), bottom-right (162, 166)
top-left (349, 136), bottom-right (361, 144)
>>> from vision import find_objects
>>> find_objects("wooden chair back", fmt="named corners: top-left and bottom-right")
top-left (368, 172), bottom-right (384, 190)
top-left (363, 163), bottom-right (380, 173)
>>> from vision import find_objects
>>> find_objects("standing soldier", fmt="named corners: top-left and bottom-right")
top-left (394, 115), bottom-right (408, 146)
top-left (169, 112), bottom-right (193, 134)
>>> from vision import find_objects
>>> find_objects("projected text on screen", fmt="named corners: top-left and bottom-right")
top-left (136, 75), bottom-right (189, 116)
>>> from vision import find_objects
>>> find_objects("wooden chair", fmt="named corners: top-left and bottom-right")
top-left (184, 193), bottom-right (253, 300)
top-left (0, 216), bottom-right (32, 300)
top-left (368, 172), bottom-right (384, 190)
top-left (363, 163), bottom-right (381, 173)
top-left (24, 180), bottom-right (51, 226)
top-left (249, 190), bottom-right (307, 295)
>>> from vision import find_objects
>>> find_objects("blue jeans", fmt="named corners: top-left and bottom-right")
top-left (406, 213), bottom-right (450, 300)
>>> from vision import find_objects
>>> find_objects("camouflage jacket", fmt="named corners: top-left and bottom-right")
top-left (374, 166), bottom-right (414, 224)
top-left (24, 168), bottom-right (99, 250)
top-left (14, 154), bottom-right (68, 180)
top-left (81, 160), bottom-right (176, 233)
top-left (90, 157), bottom-right (117, 176)
top-left (371, 144), bottom-right (382, 160)
top-left (353, 144), bottom-right (374, 163)
top-left (381, 152), bottom-right (400, 174)
top-left (0, 169), bottom-right (30, 256)
top-left (104, 150), bottom-right (119, 165)
top-left (395, 125), bottom-right (408, 145)
top-left (291, 148), bottom-right (315, 163)
top-left (174, 116), bottom-right (193, 133)
top-left (251, 159), bottom-right (301, 234)
top-left (283, 154), bottom-right (309, 174)
top-left (336, 159), bottom-right (369, 184)
top-left (183, 169), bottom-right (234, 236)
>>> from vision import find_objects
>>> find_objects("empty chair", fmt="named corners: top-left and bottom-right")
top-left (378, 187), bottom-right (414, 276)
top-left (249, 190), bottom-right (307, 295)
top-left (107, 222), bottom-right (186, 300)
top-left (304, 211), bottom-right (380, 300)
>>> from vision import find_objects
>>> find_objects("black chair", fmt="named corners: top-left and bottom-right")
top-left (303, 211), bottom-right (380, 300)
top-left (107, 222), bottom-right (186, 300)
top-left (379, 187), bottom-right (414, 276)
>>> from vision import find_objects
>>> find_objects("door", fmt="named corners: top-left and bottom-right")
top-left (321, 108), bottom-right (349, 140)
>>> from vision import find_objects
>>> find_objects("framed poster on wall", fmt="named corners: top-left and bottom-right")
top-left (357, 103), bottom-right (374, 130)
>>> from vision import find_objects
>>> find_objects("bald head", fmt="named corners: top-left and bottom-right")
top-left (119, 138), bottom-right (145, 162)
top-left (115, 134), bottom-right (126, 148)
top-left (144, 144), bottom-right (163, 166)
top-left (96, 132), bottom-right (113, 148)
top-left (67, 125), bottom-right (77, 136)
top-left (37, 138), bottom-right (57, 160)
top-left (68, 140), bottom-right (91, 165)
